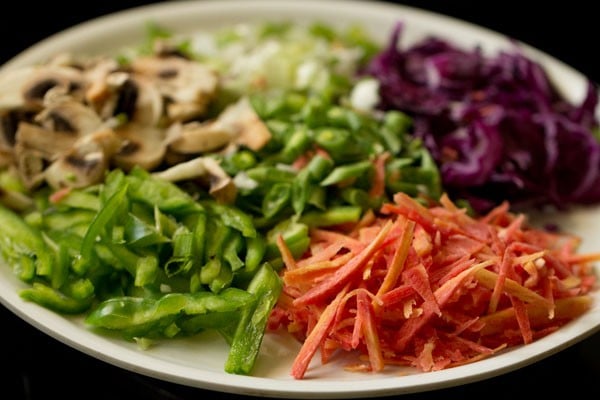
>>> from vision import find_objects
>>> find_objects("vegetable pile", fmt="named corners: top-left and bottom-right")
top-left (0, 19), bottom-right (598, 379)
top-left (365, 22), bottom-right (600, 214)
top-left (270, 192), bottom-right (599, 378)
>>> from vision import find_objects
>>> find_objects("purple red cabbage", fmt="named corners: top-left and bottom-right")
top-left (364, 21), bottom-right (600, 214)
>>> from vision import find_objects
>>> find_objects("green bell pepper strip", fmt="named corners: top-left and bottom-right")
top-left (299, 205), bottom-right (362, 227)
top-left (0, 203), bottom-right (54, 278)
top-left (319, 160), bottom-right (373, 186)
top-left (208, 262), bottom-right (233, 294)
top-left (178, 310), bottom-right (240, 334)
top-left (202, 200), bottom-right (257, 238)
top-left (264, 217), bottom-right (310, 262)
top-left (262, 182), bottom-right (292, 219)
top-left (223, 230), bottom-right (245, 272)
top-left (85, 287), bottom-right (253, 339)
top-left (41, 209), bottom-right (97, 233)
top-left (20, 282), bottom-right (93, 314)
top-left (243, 235), bottom-right (267, 274)
top-left (224, 262), bottom-right (282, 375)
top-left (80, 184), bottom-right (129, 266)
top-left (124, 212), bottom-right (170, 248)
top-left (200, 258), bottom-right (222, 285)
top-left (52, 189), bottom-right (101, 211)
top-left (164, 225), bottom-right (194, 277)
top-left (305, 153), bottom-right (334, 181)
top-left (278, 127), bottom-right (311, 164)
top-left (291, 169), bottom-right (311, 215)
top-left (244, 166), bottom-right (295, 187)
top-left (125, 167), bottom-right (204, 216)
top-left (312, 127), bottom-right (366, 162)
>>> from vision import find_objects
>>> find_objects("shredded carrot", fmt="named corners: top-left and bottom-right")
top-left (269, 192), bottom-right (599, 379)
top-left (49, 187), bottom-right (72, 204)
top-left (368, 151), bottom-right (390, 199)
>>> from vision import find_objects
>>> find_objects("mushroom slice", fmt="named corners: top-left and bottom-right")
top-left (21, 65), bottom-right (86, 108)
top-left (153, 156), bottom-right (237, 204)
top-left (12, 122), bottom-right (80, 189)
top-left (35, 92), bottom-right (104, 135)
top-left (215, 96), bottom-right (272, 151)
top-left (15, 147), bottom-right (47, 190)
top-left (0, 109), bottom-right (37, 150)
top-left (112, 122), bottom-right (167, 171)
top-left (15, 121), bottom-right (79, 157)
top-left (0, 66), bottom-right (37, 111)
top-left (127, 75), bottom-right (164, 127)
top-left (167, 96), bottom-right (271, 156)
top-left (166, 120), bottom-right (232, 154)
top-left (130, 55), bottom-right (219, 121)
top-left (84, 60), bottom-right (126, 118)
top-left (44, 128), bottom-right (121, 189)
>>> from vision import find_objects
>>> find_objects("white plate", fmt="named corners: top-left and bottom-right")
top-left (1, 0), bottom-right (599, 398)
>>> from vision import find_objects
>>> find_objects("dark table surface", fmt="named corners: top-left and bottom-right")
top-left (2, 1), bottom-right (599, 399)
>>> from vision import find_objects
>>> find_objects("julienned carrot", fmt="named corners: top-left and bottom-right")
top-left (269, 192), bottom-right (599, 379)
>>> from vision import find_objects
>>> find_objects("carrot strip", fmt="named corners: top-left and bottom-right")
top-left (510, 295), bottom-right (533, 344)
top-left (376, 216), bottom-right (415, 297)
top-left (293, 220), bottom-right (394, 306)
top-left (479, 295), bottom-right (593, 336)
top-left (368, 152), bottom-right (390, 199)
top-left (358, 290), bottom-right (385, 372)
top-left (475, 268), bottom-right (554, 310)
top-left (283, 253), bottom-right (353, 286)
top-left (488, 247), bottom-right (513, 313)
top-left (290, 285), bottom-right (349, 379)
top-left (276, 234), bottom-right (298, 270)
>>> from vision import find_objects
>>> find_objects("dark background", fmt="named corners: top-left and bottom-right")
top-left (2, 1), bottom-right (599, 399)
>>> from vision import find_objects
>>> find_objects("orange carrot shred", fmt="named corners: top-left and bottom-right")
top-left (290, 285), bottom-right (349, 379)
top-left (292, 220), bottom-right (394, 307)
top-left (376, 216), bottom-right (415, 297)
top-left (268, 192), bottom-right (598, 379)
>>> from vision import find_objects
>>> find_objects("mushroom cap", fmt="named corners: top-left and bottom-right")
top-left (130, 55), bottom-right (219, 121)
top-left (166, 120), bottom-right (233, 154)
top-left (153, 155), bottom-right (237, 204)
top-left (21, 65), bottom-right (86, 108)
top-left (0, 66), bottom-right (38, 111)
top-left (166, 96), bottom-right (271, 156)
top-left (112, 122), bottom-right (167, 171)
top-left (44, 127), bottom-right (122, 189)
top-left (35, 91), bottom-right (104, 135)
top-left (15, 121), bottom-right (79, 157)
top-left (12, 122), bottom-right (80, 189)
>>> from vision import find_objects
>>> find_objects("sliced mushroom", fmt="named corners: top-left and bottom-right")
top-left (165, 120), bottom-right (232, 154)
top-left (167, 96), bottom-right (271, 155)
top-left (20, 65), bottom-right (86, 108)
top-left (0, 109), bottom-right (37, 150)
top-left (0, 66), bottom-right (38, 111)
top-left (130, 55), bottom-right (219, 121)
top-left (126, 75), bottom-right (164, 127)
top-left (12, 121), bottom-right (81, 189)
top-left (111, 122), bottom-right (167, 171)
top-left (84, 60), bottom-right (126, 118)
top-left (35, 91), bottom-right (104, 135)
top-left (15, 121), bottom-right (79, 157)
top-left (44, 127), bottom-right (122, 189)
top-left (14, 145), bottom-right (48, 189)
top-left (216, 96), bottom-right (272, 151)
top-left (153, 156), bottom-right (237, 204)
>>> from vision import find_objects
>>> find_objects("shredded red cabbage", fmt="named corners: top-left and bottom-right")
top-left (365, 21), bottom-right (600, 214)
